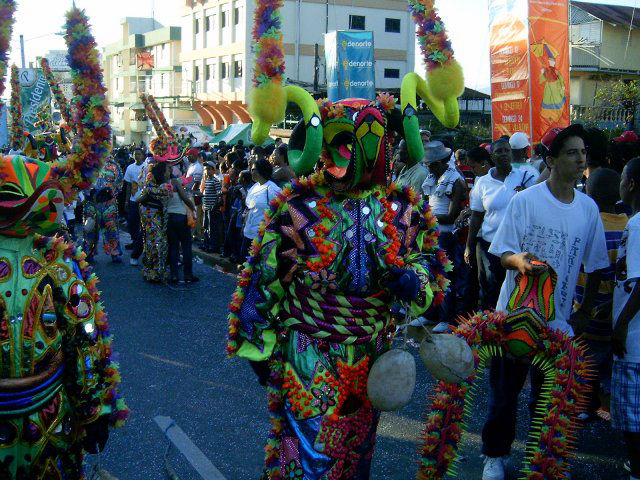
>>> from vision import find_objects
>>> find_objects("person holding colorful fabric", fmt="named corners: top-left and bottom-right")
top-left (611, 157), bottom-right (640, 480)
top-left (481, 124), bottom-right (609, 480)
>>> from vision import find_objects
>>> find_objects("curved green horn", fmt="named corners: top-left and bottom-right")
top-left (284, 85), bottom-right (322, 176)
top-left (401, 59), bottom-right (464, 166)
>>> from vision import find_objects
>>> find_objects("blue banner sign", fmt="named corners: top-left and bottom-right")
top-left (325, 31), bottom-right (375, 101)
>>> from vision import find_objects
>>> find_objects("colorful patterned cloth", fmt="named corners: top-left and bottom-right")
top-left (228, 175), bottom-right (450, 479)
top-left (83, 197), bottom-right (122, 259)
top-left (0, 234), bottom-right (127, 478)
top-left (139, 184), bottom-right (171, 282)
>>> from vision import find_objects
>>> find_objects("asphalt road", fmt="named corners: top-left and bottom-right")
top-left (83, 234), bottom-right (628, 480)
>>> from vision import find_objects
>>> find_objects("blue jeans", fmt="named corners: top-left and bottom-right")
top-left (476, 237), bottom-right (505, 311)
top-left (127, 200), bottom-right (143, 259)
top-left (481, 356), bottom-right (544, 457)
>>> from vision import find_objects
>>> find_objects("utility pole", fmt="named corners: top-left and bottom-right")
top-left (325, 0), bottom-right (329, 33)
top-left (19, 35), bottom-right (25, 68)
top-left (313, 43), bottom-right (319, 93)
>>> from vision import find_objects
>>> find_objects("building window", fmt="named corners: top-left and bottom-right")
top-left (221, 63), bottom-right (228, 79)
top-left (194, 18), bottom-right (200, 34)
top-left (205, 16), bottom-right (211, 31)
top-left (221, 11), bottom-right (227, 28)
top-left (205, 64), bottom-right (211, 79)
top-left (234, 7), bottom-right (240, 25)
top-left (384, 68), bottom-right (400, 79)
top-left (349, 15), bottom-right (365, 30)
top-left (234, 60), bottom-right (243, 78)
top-left (195, 65), bottom-right (200, 81)
top-left (385, 18), bottom-right (400, 33)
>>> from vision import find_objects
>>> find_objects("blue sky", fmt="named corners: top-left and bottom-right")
top-left (4, 0), bottom-right (640, 97)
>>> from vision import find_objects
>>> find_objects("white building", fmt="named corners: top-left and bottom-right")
top-left (102, 17), bottom-right (193, 145)
top-left (180, 0), bottom-right (415, 130)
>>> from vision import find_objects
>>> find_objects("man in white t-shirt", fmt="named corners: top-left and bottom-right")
top-left (611, 158), bottom-right (640, 480)
top-left (481, 124), bottom-right (610, 480)
top-left (123, 148), bottom-right (145, 265)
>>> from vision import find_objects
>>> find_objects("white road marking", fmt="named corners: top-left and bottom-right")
top-left (154, 415), bottom-right (227, 480)
top-left (139, 352), bottom-right (194, 368)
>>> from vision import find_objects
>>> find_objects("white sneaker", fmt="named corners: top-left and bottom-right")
top-left (482, 456), bottom-right (505, 480)
top-left (432, 321), bottom-right (451, 333)
top-left (129, 258), bottom-right (138, 266)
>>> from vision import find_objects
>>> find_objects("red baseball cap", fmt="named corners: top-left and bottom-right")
top-left (186, 148), bottom-right (199, 157)
top-left (613, 130), bottom-right (639, 143)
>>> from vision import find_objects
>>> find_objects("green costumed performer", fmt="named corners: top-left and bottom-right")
top-left (0, 3), bottom-right (128, 478)
top-left (226, 0), bottom-right (469, 478)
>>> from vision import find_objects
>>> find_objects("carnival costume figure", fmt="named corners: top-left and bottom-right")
top-left (82, 157), bottom-right (124, 262)
top-left (226, 1), bottom-right (465, 478)
top-left (0, 3), bottom-right (127, 478)
top-left (137, 94), bottom-right (184, 283)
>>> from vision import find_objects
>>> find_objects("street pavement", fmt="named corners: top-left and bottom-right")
top-left (83, 234), bottom-right (628, 480)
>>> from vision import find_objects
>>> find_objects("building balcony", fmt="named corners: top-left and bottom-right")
top-left (130, 120), bottom-right (150, 133)
top-left (570, 44), bottom-right (601, 69)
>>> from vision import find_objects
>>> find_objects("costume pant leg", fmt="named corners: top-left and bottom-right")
top-left (481, 355), bottom-right (531, 457)
top-left (179, 217), bottom-right (193, 278)
top-left (82, 201), bottom-right (98, 259)
top-left (476, 238), bottom-right (506, 311)
top-left (167, 213), bottom-right (181, 279)
top-left (437, 231), bottom-right (458, 323)
top-left (100, 197), bottom-right (122, 257)
top-left (128, 200), bottom-right (143, 259)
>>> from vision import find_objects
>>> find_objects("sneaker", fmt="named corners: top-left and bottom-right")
top-left (111, 256), bottom-right (123, 264)
top-left (576, 412), bottom-right (592, 422)
top-left (482, 456), bottom-right (505, 480)
top-left (168, 277), bottom-right (179, 285)
top-left (185, 276), bottom-right (200, 283)
top-left (432, 321), bottom-right (451, 334)
top-left (129, 258), bottom-right (139, 266)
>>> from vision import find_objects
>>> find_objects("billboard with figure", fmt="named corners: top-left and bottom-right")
top-left (488, 0), bottom-right (569, 142)
top-left (325, 31), bottom-right (375, 101)
top-left (0, 104), bottom-right (7, 148)
top-left (18, 68), bottom-right (51, 134)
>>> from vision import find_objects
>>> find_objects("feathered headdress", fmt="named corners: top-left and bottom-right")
top-left (50, 6), bottom-right (111, 201)
top-left (9, 63), bottom-right (22, 148)
top-left (0, 0), bottom-right (15, 98)
top-left (141, 93), bottom-right (184, 163)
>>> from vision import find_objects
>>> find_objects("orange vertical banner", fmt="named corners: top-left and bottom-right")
top-left (488, 0), bottom-right (532, 140)
top-left (528, 0), bottom-right (570, 143)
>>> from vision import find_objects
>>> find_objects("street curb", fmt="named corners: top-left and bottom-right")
top-left (193, 247), bottom-right (240, 275)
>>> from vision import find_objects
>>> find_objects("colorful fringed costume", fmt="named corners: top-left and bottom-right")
top-left (0, 3), bottom-right (127, 478)
top-left (83, 158), bottom-right (124, 260)
top-left (419, 265), bottom-right (593, 479)
top-left (227, 1), bottom-right (465, 476)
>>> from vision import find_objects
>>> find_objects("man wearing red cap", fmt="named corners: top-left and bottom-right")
top-left (481, 124), bottom-right (610, 480)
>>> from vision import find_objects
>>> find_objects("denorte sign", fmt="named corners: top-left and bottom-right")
top-left (325, 31), bottom-right (375, 102)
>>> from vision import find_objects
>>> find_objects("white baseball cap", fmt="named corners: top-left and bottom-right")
top-left (509, 132), bottom-right (530, 150)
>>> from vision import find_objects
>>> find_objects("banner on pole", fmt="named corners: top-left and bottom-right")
top-left (488, 0), bottom-right (531, 141)
top-left (325, 31), bottom-right (375, 101)
top-left (18, 68), bottom-right (51, 134)
top-left (488, 0), bottom-right (570, 143)
top-left (529, 0), bottom-right (570, 143)
top-left (0, 104), bottom-right (7, 148)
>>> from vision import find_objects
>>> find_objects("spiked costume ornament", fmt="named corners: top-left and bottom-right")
top-left (226, 0), bottom-right (466, 478)
top-left (419, 265), bottom-right (593, 480)
top-left (0, 3), bottom-right (128, 478)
